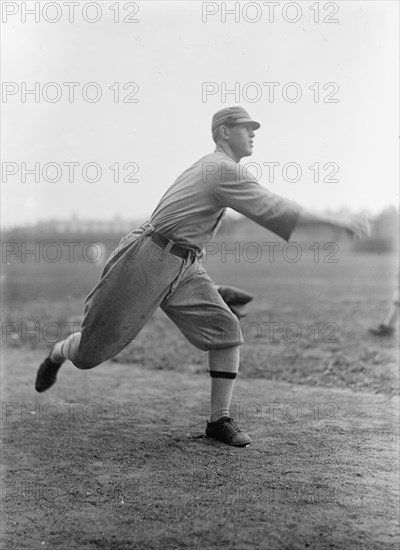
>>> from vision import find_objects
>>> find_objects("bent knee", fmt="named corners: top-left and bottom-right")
top-left (71, 354), bottom-right (102, 370)
top-left (201, 315), bottom-right (244, 350)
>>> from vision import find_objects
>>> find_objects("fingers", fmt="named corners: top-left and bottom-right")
top-left (364, 219), bottom-right (371, 238)
top-left (348, 216), bottom-right (371, 240)
top-left (358, 218), bottom-right (371, 238)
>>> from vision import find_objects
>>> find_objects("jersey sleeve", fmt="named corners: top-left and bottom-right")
top-left (212, 165), bottom-right (300, 242)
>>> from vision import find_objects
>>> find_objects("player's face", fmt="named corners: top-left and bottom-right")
top-left (226, 123), bottom-right (256, 160)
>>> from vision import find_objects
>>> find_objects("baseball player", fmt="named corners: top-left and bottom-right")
top-left (35, 106), bottom-right (370, 446)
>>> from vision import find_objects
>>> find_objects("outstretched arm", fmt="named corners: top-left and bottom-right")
top-left (211, 165), bottom-right (371, 242)
top-left (296, 208), bottom-right (371, 239)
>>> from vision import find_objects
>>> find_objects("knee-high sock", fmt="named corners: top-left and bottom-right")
top-left (209, 346), bottom-right (240, 423)
top-left (50, 332), bottom-right (81, 364)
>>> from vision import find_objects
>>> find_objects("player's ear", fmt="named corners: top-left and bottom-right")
top-left (219, 125), bottom-right (231, 140)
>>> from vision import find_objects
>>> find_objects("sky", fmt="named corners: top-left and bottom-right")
top-left (1, 0), bottom-right (399, 228)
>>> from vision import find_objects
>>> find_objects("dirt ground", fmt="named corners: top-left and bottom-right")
top-left (1, 248), bottom-right (399, 549)
top-left (1, 347), bottom-right (399, 550)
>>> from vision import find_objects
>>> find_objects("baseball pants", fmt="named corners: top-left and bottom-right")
top-left (71, 224), bottom-right (243, 369)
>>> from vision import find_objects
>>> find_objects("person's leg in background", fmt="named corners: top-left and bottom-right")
top-left (369, 279), bottom-right (399, 337)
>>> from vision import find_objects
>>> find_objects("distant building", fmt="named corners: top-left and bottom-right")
top-left (33, 215), bottom-right (138, 236)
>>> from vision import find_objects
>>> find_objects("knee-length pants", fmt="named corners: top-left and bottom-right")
top-left (73, 225), bottom-right (243, 369)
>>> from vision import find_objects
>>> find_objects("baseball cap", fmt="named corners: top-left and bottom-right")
top-left (211, 106), bottom-right (261, 133)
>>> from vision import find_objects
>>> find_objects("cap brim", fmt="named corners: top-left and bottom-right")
top-left (230, 117), bottom-right (261, 130)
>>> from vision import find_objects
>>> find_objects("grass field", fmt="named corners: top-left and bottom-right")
top-left (1, 233), bottom-right (399, 549)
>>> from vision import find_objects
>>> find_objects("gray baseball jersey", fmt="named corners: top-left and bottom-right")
top-left (150, 143), bottom-right (300, 250)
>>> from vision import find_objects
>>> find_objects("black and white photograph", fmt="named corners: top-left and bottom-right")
top-left (1, 1), bottom-right (399, 548)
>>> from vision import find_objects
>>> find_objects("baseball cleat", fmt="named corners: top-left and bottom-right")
top-left (35, 356), bottom-right (63, 392)
top-left (369, 323), bottom-right (395, 337)
top-left (206, 416), bottom-right (251, 447)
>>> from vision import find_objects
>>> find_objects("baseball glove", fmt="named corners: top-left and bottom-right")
top-left (217, 285), bottom-right (254, 319)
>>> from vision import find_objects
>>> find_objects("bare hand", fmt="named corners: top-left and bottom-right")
top-left (343, 216), bottom-right (371, 240)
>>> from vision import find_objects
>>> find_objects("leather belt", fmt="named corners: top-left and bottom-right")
top-left (150, 231), bottom-right (193, 260)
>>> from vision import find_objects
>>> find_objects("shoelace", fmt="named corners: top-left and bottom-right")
top-left (222, 417), bottom-right (240, 434)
